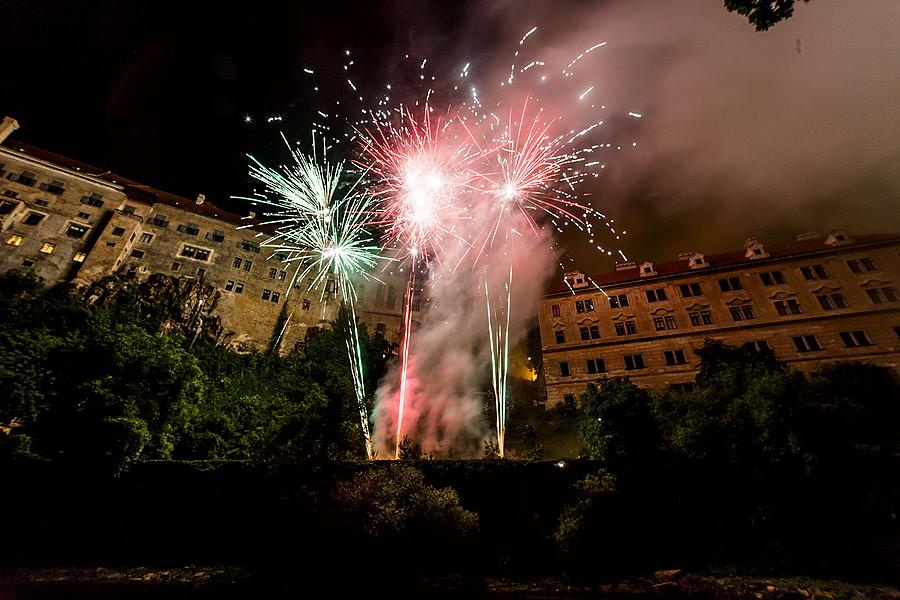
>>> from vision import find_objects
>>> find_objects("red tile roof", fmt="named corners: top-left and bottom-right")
top-left (546, 232), bottom-right (900, 294)
top-left (1, 139), bottom-right (261, 228)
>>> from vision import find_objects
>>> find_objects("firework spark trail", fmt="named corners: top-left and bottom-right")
top-left (395, 266), bottom-right (416, 458)
top-left (484, 264), bottom-right (513, 457)
top-left (239, 138), bottom-right (381, 460)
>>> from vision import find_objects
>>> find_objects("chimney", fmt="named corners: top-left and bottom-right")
top-left (0, 117), bottom-right (20, 144)
top-left (195, 193), bottom-right (205, 205)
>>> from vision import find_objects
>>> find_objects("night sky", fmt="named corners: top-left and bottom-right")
top-left (2, 0), bottom-right (899, 270)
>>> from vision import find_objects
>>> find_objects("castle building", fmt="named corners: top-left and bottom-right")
top-left (0, 117), bottom-right (409, 351)
top-left (539, 230), bottom-right (900, 407)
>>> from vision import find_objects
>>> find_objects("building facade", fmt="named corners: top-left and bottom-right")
top-left (0, 118), bottom-right (410, 351)
top-left (539, 231), bottom-right (900, 407)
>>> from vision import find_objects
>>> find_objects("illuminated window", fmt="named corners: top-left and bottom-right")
top-left (66, 223), bottom-right (89, 239)
top-left (73, 251), bottom-right (86, 262)
top-left (40, 242), bottom-right (55, 254)
top-left (262, 289), bottom-right (271, 301)
top-left (271, 292), bottom-right (280, 303)
top-left (6, 234), bottom-right (23, 246)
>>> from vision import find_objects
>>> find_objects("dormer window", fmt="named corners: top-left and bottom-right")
top-left (744, 237), bottom-right (769, 259)
top-left (564, 271), bottom-right (588, 289)
top-left (639, 261), bottom-right (656, 277)
top-left (688, 253), bottom-right (707, 269)
top-left (825, 229), bottom-right (853, 246)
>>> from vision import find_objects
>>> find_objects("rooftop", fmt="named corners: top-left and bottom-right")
top-left (547, 231), bottom-right (900, 295)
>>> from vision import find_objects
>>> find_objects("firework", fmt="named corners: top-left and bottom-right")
top-left (239, 135), bottom-right (381, 460)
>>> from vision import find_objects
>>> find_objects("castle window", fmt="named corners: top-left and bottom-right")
top-left (817, 293), bottom-right (847, 310)
top-left (1, 190), bottom-right (18, 199)
top-left (730, 305), bottom-right (756, 321)
top-left (66, 223), bottom-right (89, 239)
top-left (575, 300), bottom-right (585, 313)
top-left (580, 326), bottom-right (590, 341)
top-left (551, 304), bottom-right (561, 317)
top-left (34, 199), bottom-right (50, 207)
top-left (0, 199), bottom-right (17, 214)
top-left (171, 262), bottom-right (181, 271)
top-left (76, 211), bottom-right (91, 220)
top-left (774, 299), bottom-right (801, 315)
top-left (149, 213), bottom-right (169, 227)
top-left (39, 179), bottom-right (66, 195)
top-left (196, 267), bottom-right (205, 277)
top-left (590, 325), bottom-right (600, 339)
top-left (302, 299), bottom-right (311, 310)
top-left (679, 283), bottom-right (702, 297)
top-left (205, 230), bottom-right (225, 243)
top-left (73, 251), bottom-right (86, 263)
top-left (645, 288), bottom-right (668, 302)
top-left (238, 239), bottom-right (261, 253)
top-left (232, 257), bottom-right (242, 269)
top-left (559, 362), bottom-right (570, 377)
top-left (130, 249), bottom-right (144, 259)
top-left (585, 299), bottom-right (594, 311)
top-left (8, 170), bottom-right (37, 186)
top-left (268, 267), bottom-right (278, 279)
top-left (180, 245), bottom-right (210, 261)
top-left (608, 294), bottom-right (629, 308)
top-left (759, 271), bottom-right (786, 286)
top-left (614, 320), bottom-right (637, 336)
top-left (586, 358), bottom-right (607, 374)
top-left (279, 270), bottom-right (287, 281)
top-left (234, 282), bottom-right (244, 294)
top-left (243, 260), bottom-right (253, 272)
top-left (6, 234), bottom-right (23, 246)
top-left (688, 310), bottom-right (713, 326)
top-left (792, 335), bottom-right (822, 353)
top-left (262, 289), bottom-right (271, 301)
top-left (664, 349), bottom-right (687, 365)
top-left (717, 277), bottom-right (742, 292)
top-left (555, 330), bottom-right (566, 344)
top-left (743, 340), bottom-right (770, 352)
top-left (800, 265), bottom-right (829, 281)
top-left (271, 292), bottom-right (280, 303)
top-left (624, 354), bottom-right (645, 370)
top-left (847, 258), bottom-right (876, 273)
top-left (81, 192), bottom-right (105, 208)
top-left (23, 212), bottom-right (45, 226)
top-left (867, 287), bottom-right (898, 304)
top-left (177, 223), bottom-right (200, 236)
top-left (839, 331), bottom-right (871, 348)
top-left (225, 280), bottom-right (235, 291)
top-left (112, 227), bottom-right (125, 236)
top-left (40, 242), bottom-right (55, 254)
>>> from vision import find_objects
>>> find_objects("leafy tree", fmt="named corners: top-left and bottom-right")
top-left (578, 377), bottom-right (661, 469)
top-left (724, 0), bottom-right (809, 31)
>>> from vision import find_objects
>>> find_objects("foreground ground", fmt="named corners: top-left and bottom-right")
top-left (1, 567), bottom-right (898, 599)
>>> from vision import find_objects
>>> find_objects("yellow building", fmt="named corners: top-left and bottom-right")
top-left (539, 231), bottom-right (900, 407)
top-left (0, 117), bottom-right (409, 351)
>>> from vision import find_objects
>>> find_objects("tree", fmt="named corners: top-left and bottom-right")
top-left (578, 377), bottom-right (661, 468)
top-left (724, 0), bottom-right (809, 31)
